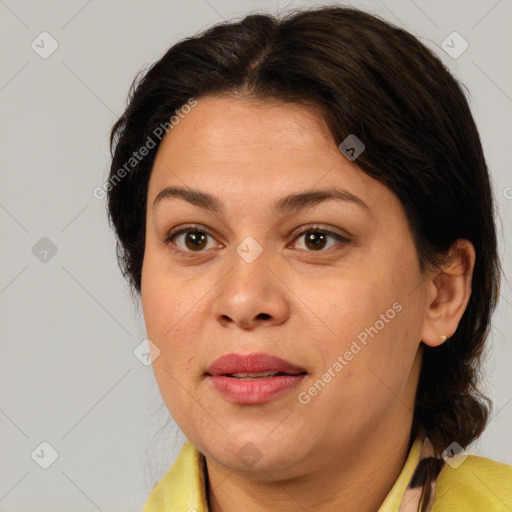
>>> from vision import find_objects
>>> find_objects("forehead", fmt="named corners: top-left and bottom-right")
top-left (151, 95), bottom-right (364, 185)
top-left (164, 94), bottom-right (335, 149)
top-left (147, 95), bottom-right (403, 225)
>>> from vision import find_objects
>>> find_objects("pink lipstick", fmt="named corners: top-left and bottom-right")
top-left (206, 352), bottom-right (307, 404)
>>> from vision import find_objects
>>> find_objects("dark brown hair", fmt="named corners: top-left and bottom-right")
top-left (107, 5), bottom-right (501, 507)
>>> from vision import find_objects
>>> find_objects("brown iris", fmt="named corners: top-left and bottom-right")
top-left (304, 231), bottom-right (327, 250)
top-left (184, 231), bottom-right (208, 251)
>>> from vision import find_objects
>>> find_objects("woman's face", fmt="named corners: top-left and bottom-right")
top-left (141, 95), bottom-right (432, 478)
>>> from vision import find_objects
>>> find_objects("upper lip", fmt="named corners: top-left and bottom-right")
top-left (206, 352), bottom-right (307, 376)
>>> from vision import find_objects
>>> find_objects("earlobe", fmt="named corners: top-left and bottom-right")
top-left (420, 239), bottom-right (476, 348)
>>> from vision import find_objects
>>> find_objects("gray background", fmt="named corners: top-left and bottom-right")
top-left (1, 0), bottom-right (511, 510)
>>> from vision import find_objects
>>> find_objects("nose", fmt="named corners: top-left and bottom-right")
top-left (210, 243), bottom-right (291, 330)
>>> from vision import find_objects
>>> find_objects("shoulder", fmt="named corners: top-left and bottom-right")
top-left (432, 455), bottom-right (512, 511)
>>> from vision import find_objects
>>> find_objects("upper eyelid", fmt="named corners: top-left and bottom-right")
top-left (290, 223), bottom-right (352, 239)
top-left (166, 223), bottom-right (352, 245)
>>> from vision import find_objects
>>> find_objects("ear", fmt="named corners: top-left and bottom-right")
top-left (420, 239), bottom-right (475, 348)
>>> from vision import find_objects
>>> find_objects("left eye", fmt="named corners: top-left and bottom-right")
top-left (291, 227), bottom-right (351, 252)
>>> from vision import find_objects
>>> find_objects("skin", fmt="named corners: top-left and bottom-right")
top-left (140, 95), bottom-right (475, 512)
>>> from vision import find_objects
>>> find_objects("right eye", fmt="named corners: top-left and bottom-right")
top-left (164, 224), bottom-right (222, 253)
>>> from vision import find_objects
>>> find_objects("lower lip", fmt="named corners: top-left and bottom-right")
top-left (208, 374), bottom-right (306, 404)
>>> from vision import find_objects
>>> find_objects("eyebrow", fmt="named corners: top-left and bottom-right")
top-left (153, 186), bottom-right (371, 215)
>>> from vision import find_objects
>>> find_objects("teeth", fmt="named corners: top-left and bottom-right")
top-left (229, 372), bottom-right (278, 379)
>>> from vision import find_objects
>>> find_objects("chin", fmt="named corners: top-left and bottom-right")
top-left (199, 429), bottom-right (312, 477)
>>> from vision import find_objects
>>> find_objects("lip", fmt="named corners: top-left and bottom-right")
top-left (206, 352), bottom-right (307, 405)
top-left (206, 352), bottom-right (306, 376)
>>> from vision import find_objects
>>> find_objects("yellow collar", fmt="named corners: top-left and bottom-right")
top-left (143, 435), bottom-right (425, 512)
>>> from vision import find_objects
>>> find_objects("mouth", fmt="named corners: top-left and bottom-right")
top-left (206, 352), bottom-right (307, 404)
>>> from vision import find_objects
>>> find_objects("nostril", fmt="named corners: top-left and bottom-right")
top-left (257, 313), bottom-right (271, 320)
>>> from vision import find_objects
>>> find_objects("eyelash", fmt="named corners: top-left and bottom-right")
top-left (164, 223), bottom-right (352, 255)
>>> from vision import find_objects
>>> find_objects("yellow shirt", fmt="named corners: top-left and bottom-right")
top-left (143, 435), bottom-right (512, 511)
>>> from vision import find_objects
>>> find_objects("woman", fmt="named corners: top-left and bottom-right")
top-left (106, 6), bottom-right (512, 512)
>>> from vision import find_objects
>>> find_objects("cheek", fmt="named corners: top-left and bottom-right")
top-left (141, 274), bottom-right (201, 417)
top-left (141, 260), bottom-right (213, 383)
top-left (307, 266), bottom-right (422, 390)
top-left (305, 272), bottom-right (394, 349)
top-left (141, 263), bottom-right (186, 366)
top-left (142, 287), bottom-right (191, 362)
top-left (141, 246), bottom-right (188, 335)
